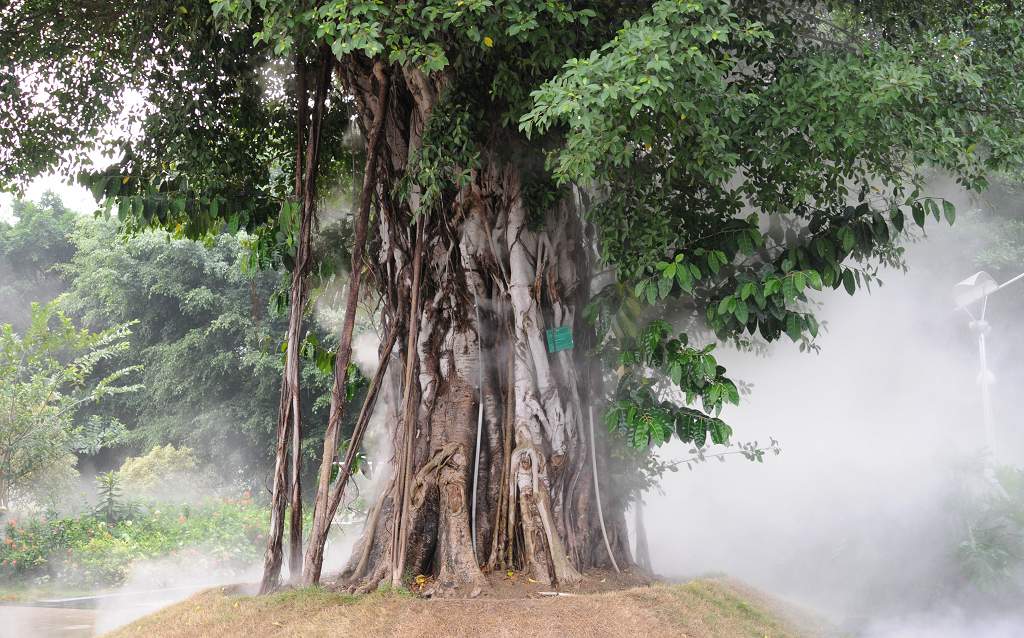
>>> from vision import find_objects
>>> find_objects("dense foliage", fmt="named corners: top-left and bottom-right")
top-left (75, 1), bottom-right (1024, 449)
top-left (58, 218), bottom-right (338, 483)
top-left (0, 193), bottom-right (77, 330)
top-left (5, 0), bottom-right (1024, 590)
top-left (0, 302), bottom-right (139, 509)
top-left (957, 466), bottom-right (1024, 599)
top-left (0, 499), bottom-right (268, 588)
top-left (118, 445), bottom-right (201, 502)
top-left (0, 196), bottom-right (370, 506)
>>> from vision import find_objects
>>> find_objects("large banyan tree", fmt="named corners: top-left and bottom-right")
top-left (4, 0), bottom-right (1024, 596)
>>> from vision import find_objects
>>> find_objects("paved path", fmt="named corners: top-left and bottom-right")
top-left (0, 606), bottom-right (96, 638)
top-left (0, 584), bottom-right (213, 637)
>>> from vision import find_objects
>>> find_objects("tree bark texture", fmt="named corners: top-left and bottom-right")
top-left (315, 60), bottom-right (633, 597)
top-left (302, 60), bottom-right (391, 586)
top-left (260, 49), bottom-right (332, 594)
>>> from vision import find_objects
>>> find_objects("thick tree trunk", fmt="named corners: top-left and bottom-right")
top-left (317, 63), bottom-right (632, 596)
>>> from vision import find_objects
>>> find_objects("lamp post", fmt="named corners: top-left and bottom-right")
top-left (953, 270), bottom-right (1024, 459)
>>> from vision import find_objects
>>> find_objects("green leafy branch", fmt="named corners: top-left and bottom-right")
top-left (604, 320), bottom-right (738, 450)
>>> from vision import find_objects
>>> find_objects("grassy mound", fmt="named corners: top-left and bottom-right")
top-left (104, 578), bottom-right (825, 637)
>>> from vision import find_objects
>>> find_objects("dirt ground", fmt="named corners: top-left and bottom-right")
top-left (103, 573), bottom-right (831, 638)
top-left (400, 566), bottom-right (655, 598)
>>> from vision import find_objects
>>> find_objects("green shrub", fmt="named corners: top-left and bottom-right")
top-left (0, 499), bottom-right (271, 588)
top-left (118, 445), bottom-right (200, 502)
top-left (957, 466), bottom-right (1024, 600)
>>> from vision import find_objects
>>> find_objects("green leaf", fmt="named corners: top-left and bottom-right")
top-left (912, 202), bottom-right (926, 227)
top-left (785, 314), bottom-right (801, 342)
top-left (805, 270), bottom-right (823, 291)
top-left (807, 315), bottom-right (819, 338)
top-left (842, 269), bottom-right (856, 295)
top-left (792, 271), bottom-right (806, 295)
top-left (942, 199), bottom-right (956, 225)
top-left (709, 420), bottom-right (732, 445)
top-left (891, 208), bottom-right (904, 232)
top-left (675, 265), bottom-right (694, 292)
top-left (707, 253), bottom-right (721, 275)
top-left (657, 275), bottom-right (672, 299)
top-left (734, 301), bottom-right (749, 325)
top-left (717, 296), bottom-right (732, 317)
top-left (839, 227), bottom-right (856, 252)
top-left (782, 276), bottom-right (797, 301)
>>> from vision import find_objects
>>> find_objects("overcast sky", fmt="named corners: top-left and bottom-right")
top-left (0, 173), bottom-right (98, 222)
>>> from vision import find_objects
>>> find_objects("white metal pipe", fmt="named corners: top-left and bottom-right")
top-left (470, 293), bottom-right (485, 561)
top-left (995, 271), bottom-right (1024, 292)
top-left (589, 405), bottom-right (620, 573)
top-left (956, 271), bottom-right (1023, 461)
top-left (976, 326), bottom-right (995, 456)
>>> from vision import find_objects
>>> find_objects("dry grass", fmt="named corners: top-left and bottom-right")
top-left (103, 578), bottom-right (827, 638)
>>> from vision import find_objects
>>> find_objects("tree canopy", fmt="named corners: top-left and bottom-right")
top-left (0, 192), bottom-right (77, 329)
top-left (5, 0), bottom-right (1024, 591)
top-left (6, 1), bottom-right (1023, 448)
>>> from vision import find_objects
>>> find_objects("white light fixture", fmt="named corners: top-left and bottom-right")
top-left (953, 269), bottom-right (1024, 459)
top-left (953, 271), bottom-right (998, 310)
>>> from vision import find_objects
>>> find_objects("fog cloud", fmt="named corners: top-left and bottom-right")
top-left (645, 221), bottom-right (1024, 635)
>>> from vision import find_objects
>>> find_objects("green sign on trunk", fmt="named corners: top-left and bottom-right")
top-left (545, 326), bottom-right (574, 353)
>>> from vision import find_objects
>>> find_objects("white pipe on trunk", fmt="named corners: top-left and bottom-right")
top-left (471, 292), bottom-right (485, 560)
top-left (589, 405), bottom-right (620, 573)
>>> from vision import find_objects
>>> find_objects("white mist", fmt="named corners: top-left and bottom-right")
top-left (645, 223), bottom-right (1024, 635)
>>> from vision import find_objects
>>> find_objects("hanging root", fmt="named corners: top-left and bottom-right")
top-left (415, 442), bottom-right (491, 598)
top-left (410, 443), bottom-right (461, 510)
top-left (354, 561), bottom-right (392, 595)
top-left (510, 446), bottom-right (582, 587)
top-left (339, 489), bottom-right (390, 585)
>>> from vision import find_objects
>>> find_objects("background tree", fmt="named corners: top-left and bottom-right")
top-left (0, 192), bottom-right (77, 330)
top-left (0, 193), bottom-right (367, 497)
top-left (0, 302), bottom-right (140, 510)
top-left (59, 218), bottom-right (307, 481)
top-left (5, 0), bottom-right (1024, 596)
top-left (57, 216), bottom-right (367, 490)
